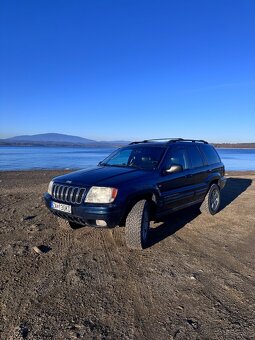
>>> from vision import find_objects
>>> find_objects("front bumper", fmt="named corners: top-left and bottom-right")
top-left (44, 193), bottom-right (123, 227)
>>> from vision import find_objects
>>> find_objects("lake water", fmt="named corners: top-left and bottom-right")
top-left (0, 146), bottom-right (254, 171)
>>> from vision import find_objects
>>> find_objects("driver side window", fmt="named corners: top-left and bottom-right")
top-left (165, 147), bottom-right (190, 170)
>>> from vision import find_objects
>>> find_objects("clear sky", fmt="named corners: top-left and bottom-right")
top-left (0, 0), bottom-right (254, 142)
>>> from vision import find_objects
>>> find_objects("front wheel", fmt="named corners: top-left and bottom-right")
top-left (125, 200), bottom-right (150, 250)
top-left (200, 184), bottom-right (221, 215)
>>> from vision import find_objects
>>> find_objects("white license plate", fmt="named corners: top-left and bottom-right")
top-left (51, 201), bottom-right (72, 213)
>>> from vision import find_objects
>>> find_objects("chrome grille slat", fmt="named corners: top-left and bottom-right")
top-left (53, 185), bottom-right (56, 198)
top-left (67, 186), bottom-right (72, 203)
top-left (58, 185), bottom-right (61, 200)
top-left (75, 188), bottom-right (80, 203)
top-left (77, 188), bottom-right (85, 204)
top-left (52, 184), bottom-right (86, 205)
top-left (65, 187), bottom-right (69, 201)
top-left (56, 185), bottom-right (60, 200)
top-left (62, 186), bottom-right (67, 201)
top-left (70, 187), bottom-right (75, 204)
top-left (59, 185), bottom-right (63, 200)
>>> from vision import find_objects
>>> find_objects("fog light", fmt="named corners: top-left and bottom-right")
top-left (96, 220), bottom-right (107, 227)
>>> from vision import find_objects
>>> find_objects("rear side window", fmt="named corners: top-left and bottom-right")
top-left (200, 144), bottom-right (221, 165)
top-left (188, 146), bottom-right (204, 168)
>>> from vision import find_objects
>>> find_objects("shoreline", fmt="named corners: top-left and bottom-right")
top-left (216, 147), bottom-right (255, 150)
top-left (0, 143), bottom-right (255, 150)
top-left (1, 169), bottom-right (255, 175)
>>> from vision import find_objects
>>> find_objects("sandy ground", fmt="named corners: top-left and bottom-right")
top-left (0, 170), bottom-right (254, 339)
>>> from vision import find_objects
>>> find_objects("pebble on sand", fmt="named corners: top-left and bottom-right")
top-left (32, 246), bottom-right (42, 254)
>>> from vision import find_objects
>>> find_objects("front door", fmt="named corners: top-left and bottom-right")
top-left (157, 145), bottom-right (194, 212)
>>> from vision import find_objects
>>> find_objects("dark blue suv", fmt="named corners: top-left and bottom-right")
top-left (44, 138), bottom-right (226, 249)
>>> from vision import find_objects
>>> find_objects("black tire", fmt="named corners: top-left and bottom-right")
top-left (125, 200), bottom-right (150, 250)
top-left (200, 183), bottom-right (221, 215)
top-left (69, 221), bottom-right (84, 229)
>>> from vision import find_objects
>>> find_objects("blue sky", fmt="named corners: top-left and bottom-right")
top-left (0, 0), bottom-right (254, 142)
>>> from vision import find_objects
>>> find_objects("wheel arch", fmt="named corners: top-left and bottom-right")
top-left (119, 190), bottom-right (158, 226)
top-left (207, 173), bottom-right (221, 189)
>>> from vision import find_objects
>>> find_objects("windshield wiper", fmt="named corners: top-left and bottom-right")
top-left (127, 164), bottom-right (144, 170)
top-left (100, 163), bottom-right (144, 170)
top-left (99, 163), bottom-right (129, 168)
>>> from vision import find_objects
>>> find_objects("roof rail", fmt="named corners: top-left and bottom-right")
top-left (129, 138), bottom-right (183, 145)
top-left (129, 138), bottom-right (208, 145)
top-left (178, 139), bottom-right (208, 144)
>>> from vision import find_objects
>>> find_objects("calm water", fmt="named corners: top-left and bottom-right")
top-left (0, 146), bottom-right (255, 171)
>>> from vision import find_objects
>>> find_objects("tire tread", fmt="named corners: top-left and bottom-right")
top-left (125, 200), bottom-right (147, 250)
top-left (200, 183), bottom-right (220, 215)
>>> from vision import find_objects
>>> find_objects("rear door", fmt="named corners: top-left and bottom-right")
top-left (186, 144), bottom-right (208, 201)
top-left (157, 145), bottom-right (194, 211)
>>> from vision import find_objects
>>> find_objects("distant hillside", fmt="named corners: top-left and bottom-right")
top-left (3, 133), bottom-right (95, 144)
top-left (214, 143), bottom-right (255, 148)
top-left (0, 134), bottom-right (254, 148)
top-left (0, 133), bottom-right (129, 147)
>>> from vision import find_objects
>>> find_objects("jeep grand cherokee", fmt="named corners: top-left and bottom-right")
top-left (44, 138), bottom-right (226, 249)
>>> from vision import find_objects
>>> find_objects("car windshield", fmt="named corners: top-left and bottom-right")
top-left (100, 146), bottom-right (166, 170)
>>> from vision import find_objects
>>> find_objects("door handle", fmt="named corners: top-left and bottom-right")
top-left (185, 174), bottom-right (193, 178)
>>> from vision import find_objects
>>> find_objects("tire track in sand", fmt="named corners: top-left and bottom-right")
top-left (4, 218), bottom-right (75, 339)
top-left (97, 228), bottom-right (158, 339)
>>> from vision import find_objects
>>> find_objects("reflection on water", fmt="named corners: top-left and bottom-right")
top-left (217, 149), bottom-right (255, 171)
top-left (0, 146), bottom-right (254, 171)
top-left (0, 147), bottom-right (115, 171)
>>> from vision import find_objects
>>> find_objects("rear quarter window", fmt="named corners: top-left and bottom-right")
top-left (200, 145), bottom-right (221, 165)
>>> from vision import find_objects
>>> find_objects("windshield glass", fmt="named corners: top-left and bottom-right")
top-left (100, 146), bottom-right (166, 170)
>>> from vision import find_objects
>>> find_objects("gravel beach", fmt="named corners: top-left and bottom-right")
top-left (0, 170), bottom-right (254, 339)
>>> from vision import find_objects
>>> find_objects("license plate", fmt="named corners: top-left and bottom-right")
top-left (51, 201), bottom-right (72, 213)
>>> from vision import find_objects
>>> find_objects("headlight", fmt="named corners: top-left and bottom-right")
top-left (48, 180), bottom-right (54, 195)
top-left (85, 186), bottom-right (118, 203)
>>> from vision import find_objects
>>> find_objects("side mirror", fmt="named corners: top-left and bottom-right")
top-left (165, 164), bottom-right (183, 174)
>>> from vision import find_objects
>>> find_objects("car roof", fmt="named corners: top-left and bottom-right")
top-left (128, 138), bottom-right (209, 147)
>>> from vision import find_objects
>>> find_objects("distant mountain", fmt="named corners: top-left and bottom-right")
top-left (0, 134), bottom-right (254, 148)
top-left (3, 133), bottom-right (95, 144)
top-left (0, 133), bottom-right (130, 147)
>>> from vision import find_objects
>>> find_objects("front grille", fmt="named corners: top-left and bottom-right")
top-left (52, 184), bottom-right (86, 204)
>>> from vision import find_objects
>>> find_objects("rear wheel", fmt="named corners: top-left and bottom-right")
top-left (200, 184), bottom-right (221, 215)
top-left (125, 200), bottom-right (150, 249)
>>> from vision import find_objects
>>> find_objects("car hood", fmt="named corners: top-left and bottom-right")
top-left (53, 166), bottom-right (149, 187)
